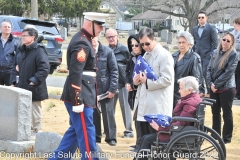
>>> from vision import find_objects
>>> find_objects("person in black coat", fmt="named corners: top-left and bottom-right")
top-left (206, 32), bottom-right (238, 144)
top-left (125, 34), bottom-right (145, 151)
top-left (172, 31), bottom-right (204, 108)
top-left (17, 28), bottom-right (49, 136)
top-left (92, 36), bottom-right (119, 146)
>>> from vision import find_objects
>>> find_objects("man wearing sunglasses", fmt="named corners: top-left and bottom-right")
top-left (192, 10), bottom-right (218, 98)
top-left (105, 28), bottom-right (134, 140)
top-left (50, 12), bottom-right (108, 160)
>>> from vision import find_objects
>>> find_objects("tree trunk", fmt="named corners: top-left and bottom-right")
top-left (31, 0), bottom-right (38, 19)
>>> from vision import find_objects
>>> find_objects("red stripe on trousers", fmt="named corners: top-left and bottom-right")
top-left (80, 112), bottom-right (92, 160)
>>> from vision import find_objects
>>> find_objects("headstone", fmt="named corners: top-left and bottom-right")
top-left (139, 26), bottom-right (146, 31)
top-left (60, 27), bottom-right (67, 40)
top-left (0, 86), bottom-right (32, 141)
top-left (163, 44), bottom-right (170, 51)
top-left (161, 29), bottom-right (168, 42)
top-left (158, 31), bottom-right (161, 37)
top-left (128, 30), bottom-right (137, 36)
top-left (34, 132), bottom-right (63, 157)
top-left (154, 32), bottom-right (158, 37)
top-left (173, 46), bottom-right (179, 50)
top-left (167, 32), bottom-right (173, 44)
top-left (105, 11), bottom-right (116, 29)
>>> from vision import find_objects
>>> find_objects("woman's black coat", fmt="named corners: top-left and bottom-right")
top-left (17, 42), bottom-right (49, 101)
top-left (172, 49), bottom-right (204, 107)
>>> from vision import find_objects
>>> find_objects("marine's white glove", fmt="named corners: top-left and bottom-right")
top-left (72, 104), bottom-right (84, 113)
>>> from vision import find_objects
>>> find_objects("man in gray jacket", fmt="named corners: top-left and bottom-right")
top-left (92, 37), bottom-right (118, 146)
top-left (106, 28), bottom-right (134, 138)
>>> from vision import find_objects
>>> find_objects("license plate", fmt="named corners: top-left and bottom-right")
top-left (42, 40), bottom-right (48, 45)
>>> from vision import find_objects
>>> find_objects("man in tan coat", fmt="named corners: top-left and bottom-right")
top-left (133, 27), bottom-right (174, 143)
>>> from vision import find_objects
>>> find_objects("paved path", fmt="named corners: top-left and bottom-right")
top-left (46, 76), bottom-right (66, 88)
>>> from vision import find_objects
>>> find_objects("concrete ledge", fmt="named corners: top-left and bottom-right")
top-left (0, 140), bottom-right (34, 153)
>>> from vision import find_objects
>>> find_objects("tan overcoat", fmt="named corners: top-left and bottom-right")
top-left (133, 43), bottom-right (174, 121)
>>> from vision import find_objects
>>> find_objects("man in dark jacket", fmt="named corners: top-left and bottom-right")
top-left (17, 28), bottom-right (49, 138)
top-left (192, 10), bottom-right (218, 97)
top-left (106, 28), bottom-right (134, 138)
top-left (92, 36), bottom-right (118, 146)
top-left (0, 21), bottom-right (21, 86)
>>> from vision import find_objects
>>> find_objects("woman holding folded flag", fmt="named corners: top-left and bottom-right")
top-left (125, 34), bottom-right (146, 151)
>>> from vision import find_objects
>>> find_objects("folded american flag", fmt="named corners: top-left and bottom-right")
top-left (144, 114), bottom-right (172, 128)
top-left (132, 55), bottom-right (157, 81)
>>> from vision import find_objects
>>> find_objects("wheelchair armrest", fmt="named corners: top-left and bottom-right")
top-left (171, 116), bottom-right (199, 123)
top-left (202, 97), bottom-right (216, 104)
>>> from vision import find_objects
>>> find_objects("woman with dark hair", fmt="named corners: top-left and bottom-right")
top-left (231, 17), bottom-right (240, 99)
top-left (206, 32), bottom-right (238, 144)
top-left (125, 34), bottom-right (146, 151)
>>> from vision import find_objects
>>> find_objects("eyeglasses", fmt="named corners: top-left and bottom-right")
top-left (106, 35), bottom-right (117, 40)
top-left (21, 34), bottom-right (31, 37)
top-left (222, 38), bottom-right (231, 43)
top-left (131, 44), bottom-right (139, 48)
top-left (140, 42), bottom-right (151, 47)
top-left (198, 17), bottom-right (205, 19)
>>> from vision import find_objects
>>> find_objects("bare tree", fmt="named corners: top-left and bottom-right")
top-left (124, 0), bottom-right (240, 32)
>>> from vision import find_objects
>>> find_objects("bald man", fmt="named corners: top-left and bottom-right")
top-left (105, 28), bottom-right (134, 139)
top-left (0, 21), bottom-right (20, 86)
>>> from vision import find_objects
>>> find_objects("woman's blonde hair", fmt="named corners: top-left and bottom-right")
top-left (214, 32), bottom-right (235, 69)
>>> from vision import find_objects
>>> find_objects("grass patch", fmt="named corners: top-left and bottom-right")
top-left (48, 86), bottom-right (63, 96)
top-left (47, 101), bottom-right (56, 111)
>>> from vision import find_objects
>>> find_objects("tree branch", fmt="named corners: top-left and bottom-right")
top-left (208, 5), bottom-right (240, 16)
top-left (148, 7), bottom-right (187, 18)
top-left (201, 0), bottom-right (218, 11)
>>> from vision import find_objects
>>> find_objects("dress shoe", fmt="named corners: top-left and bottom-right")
top-left (122, 133), bottom-right (134, 138)
top-left (107, 140), bottom-right (116, 146)
top-left (130, 145), bottom-right (136, 148)
top-left (96, 140), bottom-right (101, 143)
top-left (223, 139), bottom-right (231, 144)
top-left (234, 96), bottom-right (240, 100)
top-left (130, 148), bottom-right (138, 153)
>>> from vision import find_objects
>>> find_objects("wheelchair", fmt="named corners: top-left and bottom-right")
top-left (136, 98), bottom-right (226, 160)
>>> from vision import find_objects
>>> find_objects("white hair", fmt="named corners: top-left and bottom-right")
top-left (178, 76), bottom-right (199, 93)
top-left (24, 24), bottom-right (36, 29)
top-left (177, 31), bottom-right (194, 45)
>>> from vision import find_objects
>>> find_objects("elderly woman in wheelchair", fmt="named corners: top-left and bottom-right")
top-left (134, 76), bottom-right (226, 160)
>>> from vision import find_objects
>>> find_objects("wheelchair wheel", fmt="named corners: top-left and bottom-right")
top-left (162, 130), bottom-right (225, 160)
top-left (204, 126), bottom-right (226, 158)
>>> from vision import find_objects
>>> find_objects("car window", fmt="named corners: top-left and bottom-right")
top-left (20, 20), bottom-right (59, 35)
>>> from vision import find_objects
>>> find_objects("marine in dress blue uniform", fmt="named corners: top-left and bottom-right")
top-left (49, 12), bottom-right (108, 160)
